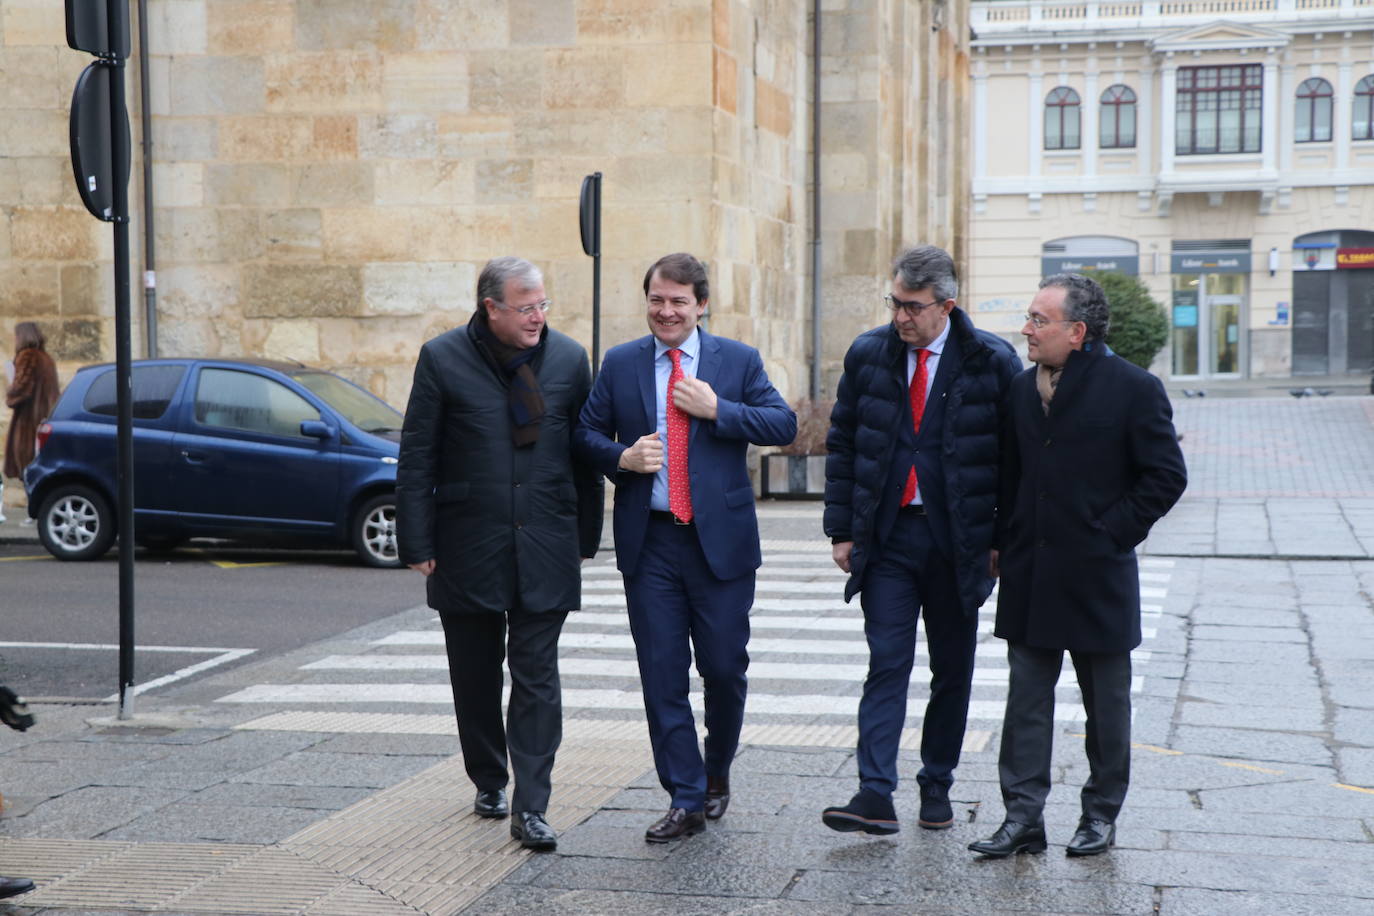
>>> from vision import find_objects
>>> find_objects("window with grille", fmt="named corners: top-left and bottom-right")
top-left (1099, 84), bottom-right (1137, 149)
top-left (1175, 65), bottom-right (1262, 155)
top-left (1295, 77), bottom-right (1333, 143)
top-left (1045, 86), bottom-right (1081, 150)
top-left (1355, 75), bottom-right (1374, 140)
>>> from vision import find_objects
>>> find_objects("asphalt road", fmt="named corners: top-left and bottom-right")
top-left (0, 542), bottom-right (423, 702)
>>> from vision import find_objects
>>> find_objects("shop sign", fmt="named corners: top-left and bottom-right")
top-left (1171, 252), bottom-right (1251, 274)
top-left (1336, 247), bottom-right (1374, 269)
top-left (1041, 256), bottom-right (1139, 276)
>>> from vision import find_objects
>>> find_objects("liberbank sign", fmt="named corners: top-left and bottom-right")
top-left (1171, 252), bottom-right (1251, 274)
top-left (1041, 256), bottom-right (1139, 276)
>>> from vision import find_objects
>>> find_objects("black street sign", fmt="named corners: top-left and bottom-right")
top-left (69, 61), bottom-right (132, 221)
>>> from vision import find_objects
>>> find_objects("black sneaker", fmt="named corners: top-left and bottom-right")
top-left (918, 783), bottom-right (954, 829)
top-left (821, 787), bottom-right (899, 835)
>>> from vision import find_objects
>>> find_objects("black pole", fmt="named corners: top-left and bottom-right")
top-left (810, 0), bottom-right (822, 402)
top-left (136, 0), bottom-right (156, 358)
top-left (107, 0), bottom-right (136, 719)
top-left (591, 172), bottom-right (602, 379)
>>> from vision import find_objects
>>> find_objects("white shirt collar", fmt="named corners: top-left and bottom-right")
top-left (914, 316), bottom-right (952, 357)
top-left (655, 327), bottom-right (701, 362)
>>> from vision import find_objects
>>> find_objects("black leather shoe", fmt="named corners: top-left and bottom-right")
top-left (510, 811), bottom-right (557, 851)
top-left (968, 820), bottom-right (1047, 858)
top-left (645, 807), bottom-right (706, 843)
top-left (821, 787), bottom-right (899, 835)
top-left (705, 777), bottom-right (730, 820)
top-left (1066, 818), bottom-right (1115, 857)
top-left (473, 788), bottom-right (508, 819)
top-left (918, 783), bottom-right (954, 830)
top-left (0, 876), bottom-right (34, 899)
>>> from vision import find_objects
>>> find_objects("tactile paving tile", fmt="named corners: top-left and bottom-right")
top-left (16, 842), bottom-right (260, 910)
top-left (165, 847), bottom-right (351, 914)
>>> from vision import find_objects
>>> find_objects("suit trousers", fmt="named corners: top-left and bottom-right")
top-left (856, 510), bottom-right (976, 797)
top-left (624, 516), bottom-right (753, 811)
top-left (437, 606), bottom-right (568, 813)
top-left (998, 641), bottom-right (1132, 824)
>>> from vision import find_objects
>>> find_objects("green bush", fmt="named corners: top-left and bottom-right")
top-left (1099, 272), bottom-right (1168, 370)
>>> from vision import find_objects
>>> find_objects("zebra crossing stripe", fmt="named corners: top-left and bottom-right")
top-left (215, 683), bottom-right (1089, 722)
top-left (369, 630), bottom-right (1154, 661)
top-left (297, 653), bottom-right (1145, 694)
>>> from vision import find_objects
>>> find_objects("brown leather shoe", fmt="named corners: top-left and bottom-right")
top-left (705, 777), bottom-right (730, 820)
top-left (645, 807), bottom-right (706, 843)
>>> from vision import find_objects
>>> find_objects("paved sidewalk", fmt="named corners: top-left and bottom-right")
top-left (3, 395), bottom-right (1374, 914)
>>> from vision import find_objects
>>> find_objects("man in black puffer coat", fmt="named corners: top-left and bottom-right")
top-left (822, 245), bottom-right (1020, 837)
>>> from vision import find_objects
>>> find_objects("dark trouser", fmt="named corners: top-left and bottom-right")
top-left (437, 606), bottom-right (568, 813)
top-left (999, 641), bottom-right (1132, 824)
top-left (624, 516), bottom-right (753, 812)
top-left (857, 510), bottom-right (977, 798)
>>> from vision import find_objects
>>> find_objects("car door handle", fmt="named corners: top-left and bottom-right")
top-left (181, 449), bottom-right (207, 464)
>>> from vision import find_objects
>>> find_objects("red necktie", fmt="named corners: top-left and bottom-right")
top-left (666, 348), bottom-right (693, 522)
top-left (900, 348), bottom-right (930, 506)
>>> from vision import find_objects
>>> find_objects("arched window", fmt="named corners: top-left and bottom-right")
top-left (1045, 87), bottom-right (1081, 150)
top-left (1295, 77), bottom-right (1333, 143)
top-left (1355, 75), bottom-right (1374, 140)
top-left (1099, 84), bottom-right (1137, 149)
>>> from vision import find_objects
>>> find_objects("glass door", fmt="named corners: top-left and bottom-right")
top-left (1204, 273), bottom-right (1244, 377)
top-left (1171, 273), bottom-right (1245, 378)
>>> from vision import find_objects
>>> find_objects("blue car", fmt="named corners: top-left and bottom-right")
top-left (24, 358), bottom-right (404, 567)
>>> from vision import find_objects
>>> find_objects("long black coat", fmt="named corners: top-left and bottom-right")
top-left (396, 323), bottom-right (603, 615)
top-left (995, 344), bottom-right (1187, 653)
top-left (824, 308), bottom-right (1021, 611)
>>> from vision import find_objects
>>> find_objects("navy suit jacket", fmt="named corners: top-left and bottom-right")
top-left (575, 330), bottom-right (797, 581)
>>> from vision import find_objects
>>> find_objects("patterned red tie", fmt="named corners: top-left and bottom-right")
top-left (900, 348), bottom-right (930, 506)
top-left (666, 348), bottom-right (693, 522)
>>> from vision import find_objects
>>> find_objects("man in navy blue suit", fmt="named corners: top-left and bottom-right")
top-left (823, 245), bottom-right (1020, 836)
top-left (576, 252), bottom-right (796, 843)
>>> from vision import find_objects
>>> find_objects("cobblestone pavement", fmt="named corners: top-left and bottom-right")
top-left (1, 395), bottom-right (1373, 914)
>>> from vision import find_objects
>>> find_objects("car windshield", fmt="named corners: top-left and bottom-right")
top-left (291, 371), bottom-right (404, 434)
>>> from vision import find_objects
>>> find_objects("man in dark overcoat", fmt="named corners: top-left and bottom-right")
top-left (970, 273), bottom-right (1186, 860)
top-left (396, 256), bottom-right (603, 852)
top-left (821, 245), bottom-right (1020, 836)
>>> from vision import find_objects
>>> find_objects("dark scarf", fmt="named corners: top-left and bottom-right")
top-left (469, 308), bottom-right (547, 447)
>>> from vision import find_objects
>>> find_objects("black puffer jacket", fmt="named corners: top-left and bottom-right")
top-left (824, 308), bottom-right (1020, 611)
top-left (396, 322), bottom-right (603, 615)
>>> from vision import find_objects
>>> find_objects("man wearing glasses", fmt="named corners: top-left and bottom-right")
top-left (397, 256), bottom-right (604, 852)
top-left (970, 273), bottom-right (1185, 859)
top-left (822, 244), bottom-right (1020, 836)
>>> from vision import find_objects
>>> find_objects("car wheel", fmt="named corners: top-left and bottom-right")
top-left (37, 484), bottom-right (115, 561)
top-left (352, 493), bottom-right (402, 568)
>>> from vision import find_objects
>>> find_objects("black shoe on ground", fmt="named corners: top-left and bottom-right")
top-left (918, 783), bottom-right (954, 830)
top-left (821, 787), bottom-right (899, 835)
top-left (1066, 818), bottom-right (1115, 857)
top-left (968, 820), bottom-right (1047, 858)
top-left (705, 776), bottom-right (730, 820)
top-left (0, 876), bottom-right (34, 899)
top-left (645, 807), bottom-right (706, 843)
top-left (510, 811), bottom-right (557, 851)
top-left (473, 788), bottom-right (508, 819)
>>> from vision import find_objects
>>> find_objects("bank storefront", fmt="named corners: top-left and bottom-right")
top-left (1170, 241), bottom-right (1250, 379)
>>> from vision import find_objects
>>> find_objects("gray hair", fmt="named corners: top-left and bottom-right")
top-left (1039, 273), bottom-right (1110, 343)
top-left (477, 256), bottom-right (543, 309)
top-left (891, 245), bottom-right (958, 302)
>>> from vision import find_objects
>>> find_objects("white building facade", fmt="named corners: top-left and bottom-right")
top-left (968, 0), bottom-right (1374, 379)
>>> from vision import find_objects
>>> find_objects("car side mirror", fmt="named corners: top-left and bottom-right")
top-left (300, 420), bottom-right (334, 439)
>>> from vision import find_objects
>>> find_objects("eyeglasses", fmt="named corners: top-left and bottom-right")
top-left (495, 299), bottom-right (552, 317)
top-left (884, 294), bottom-right (942, 314)
top-left (1023, 313), bottom-right (1080, 330)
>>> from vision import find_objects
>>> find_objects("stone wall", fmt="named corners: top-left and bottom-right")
top-left (1, 0), bottom-right (970, 431)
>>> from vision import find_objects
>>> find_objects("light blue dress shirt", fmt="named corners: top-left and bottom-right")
top-left (650, 328), bottom-right (700, 512)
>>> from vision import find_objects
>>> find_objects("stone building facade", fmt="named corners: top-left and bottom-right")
top-left (968, 0), bottom-right (1374, 380)
top-left (1, 0), bottom-right (970, 441)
